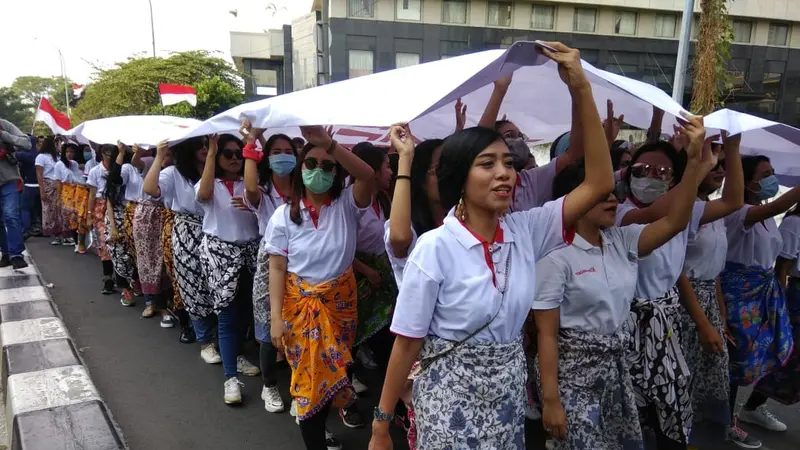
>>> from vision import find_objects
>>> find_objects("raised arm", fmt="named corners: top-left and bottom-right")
top-left (388, 124), bottom-right (415, 258)
top-left (301, 126), bottom-right (375, 208)
top-left (478, 74), bottom-right (512, 129)
top-left (700, 133), bottom-right (744, 224)
top-left (143, 140), bottom-right (168, 198)
top-left (130, 145), bottom-right (146, 171)
top-left (603, 99), bottom-right (624, 149)
top-left (744, 186), bottom-right (800, 227)
top-left (646, 106), bottom-right (665, 144)
top-left (196, 135), bottom-right (218, 203)
top-left (241, 121), bottom-right (265, 208)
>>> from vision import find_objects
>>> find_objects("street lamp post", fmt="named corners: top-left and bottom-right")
top-left (148, 0), bottom-right (156, 57)
top-left (58, 49), bottom-right (71, 118)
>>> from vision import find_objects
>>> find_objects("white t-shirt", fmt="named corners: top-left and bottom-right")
top-left (34, 154), bottom-right (58, 180)
top-left (84, 158), bottom-right (98, 178)
top-left (356, 200), bottom-right (387, 255)
top-left (86, 164), bottom-right (109, 198)
top-left (121, 164), bottom-right (144, 202)
top-left (157, 166), bottom-right (204, 216)
top-left (510, 162), bottom-right (557, 212)
top-left (383, 221), bottom-right (419, 286)
top-left (54, 160), bottom-right (83, 184)
top-left (779, 215), bottom-right (800, 277)
top-left (245, 184), bottom-right (287, 237)
top-left (391, 197), bottom-right (567, 344)
top-left (684, 200), bottom-right (727, 281)
top-left (616, 199), bottom-right (705, 299)
top-left (534, 225), bottom-right (644, 334)
top-left (195, 179), bottom-right (260, 244)
top-left (725, 205), bottom-right (783, 270)
top-left (264, 185), bottom-right (368, 285)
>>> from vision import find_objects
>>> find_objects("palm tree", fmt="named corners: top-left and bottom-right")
top-left (690, 0), bottom-right (732, 115)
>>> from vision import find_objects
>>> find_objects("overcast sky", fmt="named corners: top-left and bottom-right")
top-left (3, 0), bottom-right (312, 87)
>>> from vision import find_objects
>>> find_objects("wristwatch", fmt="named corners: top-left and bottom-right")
top-left (373, 406), bottom-right (395, 422)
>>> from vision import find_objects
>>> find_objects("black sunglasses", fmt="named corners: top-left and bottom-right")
top-left (304, 157), bottom-right (336, 173)
top-left (220, 148), bottom-right (242, 160)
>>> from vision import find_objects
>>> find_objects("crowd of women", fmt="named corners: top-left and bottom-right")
top-left (28, 42), bottom-right (800, 450)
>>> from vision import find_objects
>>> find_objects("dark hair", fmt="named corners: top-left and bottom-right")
top-left (610, 140), bottom-right (632, 171)
top-left (61, 143), bottom-right (78, 166)
top-left (409, 139), bottom-right (444, 235)
top-left (258, 134), bottom-right (296, 192)
top-left (624, 141), bottom-right (687, 187)
top-left (102, 144), bottom-right (127, 207)
top-left (291, 137), bottom-right (305, 151)
top-left (741, 155), bottom-right (770, 183)
top-left (552, 160), bottom-right (587, 200)
top-left (494, 119), bottom-right (513, 131)
top-left (288, 143), bottom-right (347, 226)
top-left (215, 134), bottom-right (244, 179)
top-left (351, 142), bottom-right (391, 218)
top-left (786, 203), bottom-right (800, 217)
top-left (172, 136), bottom-right (207, 183)
top-left (40, 136), bottom-right (58, 161)
top-left (437, 127), bottom-right (505, 212)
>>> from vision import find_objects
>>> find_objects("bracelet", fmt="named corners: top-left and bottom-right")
top-left (242, 142), bottom-right (263, 162)
top-left (373, 406), bottom-right (395, 422)
top-left (395, 175), bottom-right (411, 181)
top-left (326, 139), bottom-right (338, 155)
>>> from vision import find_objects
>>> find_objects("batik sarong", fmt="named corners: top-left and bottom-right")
top-left (253, 244), bottom-right (271, 343)
top-left (721, 262), bottom-right (793, 386)
top-left (133, 201), bottom-right (164, 295)
top-left (627, 288), bottom-right (693, 444)
top-left (172, 213), bottom-right (212, 317)
top-left (680, 278), bottom-right (731, 443)
top-left (91, 200), bottom-right (110, 261)
top-left (74, 185), bottom-right (91, 235)
top-left (105, 203), bottom-right (136, 283)
top-left (354, 252), bottom-right (397, 346)
top-left (123, 201), bottom-right (137, 263)
top-left (413, 336), bottom-right (526, 449)
top-left (282, 269), bottom-right (358, 420)
top-left (200, 234), bottom-right (258, 313)
top-left (161, 209), bottom-right (182, 310)
top-left (752, 275), bottom-right (800, 405)
top-left (60, 183), bottom-right (77, 231)
top-left (41, 178), bottom-right (62, 236)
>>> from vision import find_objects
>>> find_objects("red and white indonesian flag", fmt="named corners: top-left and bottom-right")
top-left (159, 83), bottom-right (197, 107)
top-left (35, 98), bottom-right (71, 134)
top-left (72, 84), bottom-right (85, 99)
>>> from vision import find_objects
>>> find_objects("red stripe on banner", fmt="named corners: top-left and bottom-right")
top-left (38, 98), bottom-right (71, 131)
top-left (159, 83), bottom-right (196, 95)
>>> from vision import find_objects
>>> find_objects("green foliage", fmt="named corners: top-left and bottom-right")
top-left (0, 87), bottom-right (30, 130)
top-left (10, 75), bottom-right (73, 112)
top-left (72, 51), bottom-right (244, 125)
top-left (690, 0), bottom-right (734, 114)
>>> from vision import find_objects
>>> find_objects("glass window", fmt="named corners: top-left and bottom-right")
top-left (531, 4), bottom-right (555, 30)
top-left (251, 68), bottom-right (278, 96)
top-left (348, 50), bottom-right (374, 78)
top-left (614, 11), bottom-right (637, 35)
top-left (396, 52), bottom-right (420, 68)
top-left (442, 0), bottom-right (468, 24)
top-left (348, 0), bottom-right (374, 18)
top-left (487, 1), bottom-right (512, 27)
top-left (574, 8), bottom-right (596, 33)
top-left (396, 0), bottom-right (422, 21)
top-left (732, 20), bottom-right (752, 43)
top-left (768, 23), bottom-right (789, 46)
top-left (654, 13), bottom-right (677, 38)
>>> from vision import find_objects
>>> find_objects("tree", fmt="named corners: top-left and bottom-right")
top-left (72, 51), bottom-right (244, 124)
top-left (0, 87), bottom-right (30, 131)
top-left (10, 75), bottom-right (74, 113)
top-left (690, 0), bottom-right (733, 114)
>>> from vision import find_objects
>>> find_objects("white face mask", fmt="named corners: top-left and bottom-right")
top-left (630, 176), bottom-right (670, 204)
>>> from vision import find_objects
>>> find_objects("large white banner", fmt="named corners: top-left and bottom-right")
top-left (67, 115), bottom-right (202, 147)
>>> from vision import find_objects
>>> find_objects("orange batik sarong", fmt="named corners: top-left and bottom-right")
top-left (73, 185), bottom-right (91, 234)
top-left (60, 183), bottom-right (77, 231)
top-left (283, 268), bottom-right (358, 420)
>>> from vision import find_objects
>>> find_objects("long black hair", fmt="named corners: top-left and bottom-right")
top-left (741, 155), bottom-right (771, 184)
top-left (39, 136), bottom-right (58, 161)
top-left (61, 143), bottom-right (79, 166)
top-left (215, 134), bottom-right (244, 179)
top-left (624, 140), bottom-right (687, 188)
top-left (437, 127), bottom-right (505, 213)
top-left (102, 144), bottom-right (128, 207)
top-left (172, 136), bottom-right (207, 184)
top-left (351, 142), bottom-right (391, 218)
top-left (288, 143), bottom-right (348, 226)
top-left (258, 134), bottom-right (296, 193)
top-left (409, 138), bottom-right (444, 235)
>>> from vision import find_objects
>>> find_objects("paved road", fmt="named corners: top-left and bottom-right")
top-left (26, 238), bottom-right (800, 450)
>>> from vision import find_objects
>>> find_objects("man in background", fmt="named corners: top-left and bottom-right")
top-left (0, 119), bottom-right (29, 269)
top-left (15, 135), bottom-right (42, 238)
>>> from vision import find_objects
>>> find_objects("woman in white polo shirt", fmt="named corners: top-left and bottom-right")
top-left (35, 136), bottom-right (65, 243)
top-left (265, 125), bottom-right (374, 450)
top-left (533, 113), bottom-right (710, 450)
top-left (54, 143), bottom-right (84, 247)
top-left (721, 156), bottom-right (800, 434)
top-left (369, 42), bottom-right (615, 450)
top-left (86, 144), bottom-right (115, 294)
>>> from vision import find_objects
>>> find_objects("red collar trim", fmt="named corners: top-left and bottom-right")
top-left (372, 200), bottom-right (381, 218)
top-left (272, 181), bottom-right (289, 200)
top-left (457, 218), bottom-right (504, 287)
top-left (302, 197), bottom-right (331, 228)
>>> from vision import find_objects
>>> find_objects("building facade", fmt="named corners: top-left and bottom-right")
top-left (230, 26), bottom-right (294, 101)
top-left (303, 0), bottom-right (800, 126)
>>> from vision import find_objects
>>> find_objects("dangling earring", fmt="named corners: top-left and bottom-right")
top-left (457, 196), bottom-right (466, 222)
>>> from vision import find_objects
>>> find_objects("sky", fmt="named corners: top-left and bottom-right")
top-left (3, 0), bottom-right (313, 87)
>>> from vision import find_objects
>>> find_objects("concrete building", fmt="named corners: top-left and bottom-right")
top-left (300, 0), bottom-right (800, 126)
top-left (230, 26), bottom-right (294, 100)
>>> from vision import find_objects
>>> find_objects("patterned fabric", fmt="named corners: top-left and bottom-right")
top-left (537, 328), bottom-right (644, 450)
top-left (74, 185), bottom-right (91, 234)
top-left (680, 279), bottom-right (731, 437)
top-left (253, 245), bottom-right (271, 343)
top-left (282, 269), bottom-right (358, 420)
top-left (522, 313), bottom-right (541, 421)
top-left (161, 209), bottom-right (182, 310)
top-left (627, 288), bottom-right (693, 444)
top-left (172, 213), bottom-right (212, 317)
top-left (91, 200), bottom-right (111, 261)
top-left (200, 234), bottom-right (258, 313)
top-left (123, 201), bottom-right (137, 263)
top-left (133, 201), bottom-right (164, 295)
top-left (41, 178), bottom-right (63, 236)
top-left (60, 183), bottom-right (77, 231)
top-left (354, 252), bottom-right (397, 346)
top-left (105, 203), bottom-right (136, 283)
top-left (752, 276), bottom-right (800, 405)
top-left (720, 262), bottom-right (793, 386)
top-left (412, 336), bottom-right (526, 449)
top-left (407, 406), bottom-right (418, 450)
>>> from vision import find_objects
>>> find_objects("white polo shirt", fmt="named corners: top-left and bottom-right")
top-left (383, 221), bottom-right (419, 286)
top-left (245, 184), bottom-right (287, 237)
top-left (157, 166), bottom-right (204, 216)
top-left (356, 201), bottom-right (387, 255)
top-left (684, 200), bottom-right (728, 281)
top-left (510, 161), bottom-right (557, 212)
top-left (725, 205), bottom-right (783, 270)
top-left (34, 154), bottom-right (58, 180)
top-left (195, 179), bottom-right (260, 244)
top-left (84, 158), bottom-right (98, 178)
top-left (534, 225), bottom-right (644, 334)
top-left (121, 164), bottom-right (144, 202)
top-left (54, 160), bottom-right (83, 184)
top-left (391, 197), bottom-right (566, 344)
top-left (779, 215), bottom-right (800, 277)
top-left (616, 199), bottom-right (705, 299)
top-left (264, 185), bottom-right (367, 285)
top-left (86, 164), bottom-right (109, 198)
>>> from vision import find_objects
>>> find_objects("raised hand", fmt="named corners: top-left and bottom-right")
top-left (389, 123), bottom-right (414, 157)
top-left (538, 42), bottom-right (588, 91)
top-left (455, 98), bottom-right (467, 131)
top-left (300, 126), bottom-right (334, 149)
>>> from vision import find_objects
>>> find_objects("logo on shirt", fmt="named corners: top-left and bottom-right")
top-left (575, 267), bottom-right (596, 276)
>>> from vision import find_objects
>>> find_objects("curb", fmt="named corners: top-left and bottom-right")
top-left (0, 252), bottom-right (126, 450)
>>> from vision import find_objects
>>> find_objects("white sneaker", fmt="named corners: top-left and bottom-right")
top-left (290, 399), bottom-right (299, 425)
top-left (236, 355), bottom-right (260, 376)
top-left (325, 430), bottom-right (342, 450)
top-left (62, 237), bottom-right (75, 246)
top-left (357, 346), bottom-right (378, 370)
top-left (223, 377), bottom-right (243, 404)
top-left (352, 376), bottom-right (368, 394)
top-left (200, 344), bottom-right (222, 364)
top-left (50, 238), bottom-right (62, 245)
top-left (739, 404), bottom-right (787, 432)
top-left (261, 385), bottom-right (285, 413)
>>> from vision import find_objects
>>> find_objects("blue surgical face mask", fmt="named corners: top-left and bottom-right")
top-left (757, 175), bottom-right (779, 200)
top-left (84, 151), bottom-right (93, 162)
top-left (269, 153), bottom-right (296, 177)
